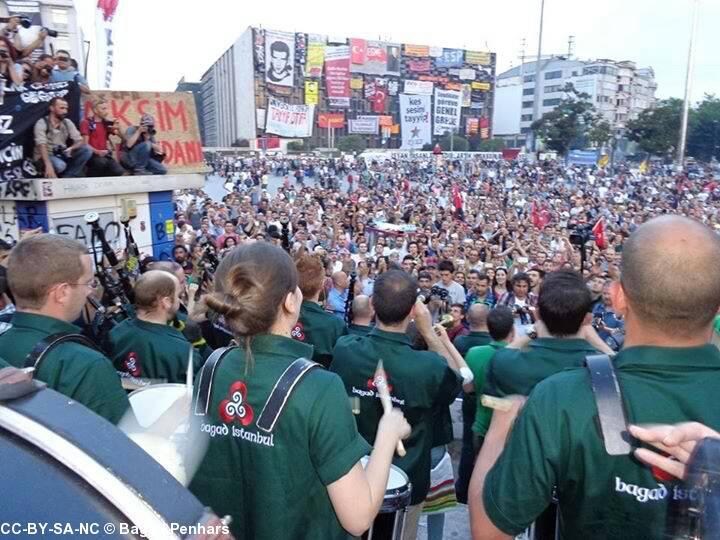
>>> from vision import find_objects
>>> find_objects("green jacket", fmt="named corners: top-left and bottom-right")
top-left (0, 357), bottom-right (9, 368)
top-left (110, 317), bottom-right (205, 384)
top-left (484, 344), bottom-right (720, 539)
top-left (331, 328), bottom-right (462, 504)
top-left (484, 337), bottom-right (597, 397)
top-left (0, 312), bottom-right (129, 424)
top-left (348, 323), bottom-right (372, 336)
top-left (465, 341), bottom-right (507, 436)
top-left (454, 331), bottom-right (492, 357)
top-left (292, 300), bottom-right (347, 368)
top-left (190, 334), bottom-right (370, 540)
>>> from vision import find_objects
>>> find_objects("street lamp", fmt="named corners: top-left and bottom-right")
top-left (677, 0), bottom-right (700, 167)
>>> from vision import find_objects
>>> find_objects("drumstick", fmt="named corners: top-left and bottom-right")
top-left (480, 394), bottom-right (514, 412)
top-left (374, 360), bottom-right (406, 457)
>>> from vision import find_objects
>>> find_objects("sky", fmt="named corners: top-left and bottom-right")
top-left (75, 0), bottom-right (719, 102)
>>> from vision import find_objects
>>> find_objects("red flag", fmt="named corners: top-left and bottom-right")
top-left (592, 218), bottom-right (607, 249)
top-left (452, 185), bottom-right (463, 210)
top-left (531, 202), bottom-right (541, 228)
top-left (98, 0), bottom-right (119, 20)
top-left (350, 38), bottom-right (367, 65)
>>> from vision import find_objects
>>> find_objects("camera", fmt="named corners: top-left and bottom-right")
top-left (52, 145), bottom-right (67, 158)
top-left (418, 285), bottom-right (449, 304)
top-left (568, 223), bottom-right (595, 246)
top-left (0, 50), bottom-right (8, 60)
top-left (42, 27), bottom-right (58, 38)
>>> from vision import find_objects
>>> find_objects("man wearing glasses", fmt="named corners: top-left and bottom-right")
top-left (49, 49), bottom-right (90, 94)
top-left (0, 235), bottom-right (129, 424)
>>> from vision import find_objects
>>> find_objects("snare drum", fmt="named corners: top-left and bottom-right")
top-left (360, 456), bottom-right (412, 540)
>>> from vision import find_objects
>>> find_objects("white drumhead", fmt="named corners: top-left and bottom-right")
top-left (359, 456), bottom-right (409, 490)
top-left (128, 384), bottom-right (189, 428)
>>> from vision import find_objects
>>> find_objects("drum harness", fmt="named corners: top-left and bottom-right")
top-left (194, 346), bottom-right (320, 433)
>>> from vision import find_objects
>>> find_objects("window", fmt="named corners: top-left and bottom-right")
top-left (522, 88), bottom-right (535, 96)
top-left (52, 8), bottom-right (69, 25)
top-left (521, 114), bottom-right (533, 121)
top-left (543, 98), bottom-right (561, 107)
top-left (520, 127), bottom-right (532, 134)
top-left (544, 85), bottom-right (562, 93)
top-left (522, 100), bottom-right (534, 109)
top-left (523, 74), bottom-right (535, 83)
top-left (545, 70), bottom-right (562, 80)
top-left (572, 71), bottom-right (578, 76)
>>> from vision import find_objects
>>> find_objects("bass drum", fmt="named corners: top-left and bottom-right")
top-left (360, 456), bottom-right (412, 540)
top-left (0, 384), bottom-right (229, 539)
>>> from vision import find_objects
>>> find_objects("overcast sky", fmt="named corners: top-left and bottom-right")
top-left (75, 0), bottom-right (718, 101)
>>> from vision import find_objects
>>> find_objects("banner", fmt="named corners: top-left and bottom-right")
top-left (95, 0), bottom-right (120, 88)
top-left (419, 75), bottom-right (448, 84)
top-left (466, 117), bottom-right (479, 135)
top-left (445, 82), bottom-right (462, 91)
top-left (0, 82), bottom-right (81, 183)
top-left (462, 84), bottom-right (472, 107)
top-left (254, 28), bottom-right (265, 71)
top-left (399, 94), bottom-right (431, 149)
top-left (295, 33), bottom-right (307, 66)
top-left (88, 88), bottom-right (205, 173)
top-left (325, 45), bottom-right (351, 107)
top-left (306, 36), bottom-right (326, 78)
top-left (265, 30), bottom-right (295, 87)
top-left (471, 81), bottom-right (491, 91)
top-left (404, 44), bottom-right (429, 57)
top-left (459, 68), bottom-right (476, 81)
top-left (465, 51), bottom-right (492, 65)
top-left (265, 98), bottom-right (314, 137)
top-left (318, 113), bottom-right (345, 129)
top-left (429, 47), bottom-right (444, 58)
top-left (350, 78), bottom-right (364, 90)
top-left (369, 81), bottom-right (387, 113)
top-left (350, 38), bottom-right (367, 64)
top-left (404, 80), bottom-right (434, 95)
top-left (349, 116), bottom-right (379, 134)
top-left (433, 88), bottom-right (462, 136)
top-left (378, 115), bottom-right (393, 127)
top-left (407, 59), bottom-right (431, 72)
top-left (387, 80), bottom-right (399, 96)
top-left (435, 48), bottom-right (464, 68)
top-left (479, 117), bottom-right (490, 139)
top-left (351, 41), bottom-right (401, 76)
top-left (304, 80), bottom-right (319, 105)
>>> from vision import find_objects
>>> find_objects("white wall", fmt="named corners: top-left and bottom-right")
top-left (233, 27), bottom-right (257, 143)
top-left (493, 84), bottom-right (522, 136)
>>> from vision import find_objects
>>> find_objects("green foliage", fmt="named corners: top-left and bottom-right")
top-left (477, 138), bottom-right (506, 152)
top-left (588, 120), bottom-right (612, 147)
top-left (687, 94), bottom-right (720, 161)
top-left (439, 134), bottom-right (470, 151)
top-left (286, 141), bottom-right (305, 152)
top-left (336, 134), bottom-right (367, 153)
top-left (626, 98), bottom-right (683, 157)
top-left (421, 143), bottom-right (434, 151)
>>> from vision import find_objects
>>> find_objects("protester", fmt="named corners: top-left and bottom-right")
top-left (0, 39), bottom-right (22, 87)
top-left (80, 98), bottom-right (126, 177)
top-left (33, 97), bottom-right (92, 178)
top-left (49, 49), bottom-right (90, 94)
top-left (120, 114), bottom-right (167, 175)
top-left (348, 294), bottom-right (374, 335)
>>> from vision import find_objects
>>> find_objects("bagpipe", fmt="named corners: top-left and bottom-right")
top-left (345, 272), bottom-right (357, 326)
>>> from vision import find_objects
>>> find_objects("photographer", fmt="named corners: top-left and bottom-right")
top-left (0, 39), bottom-right (22, 87)
top-left (80, 99), bottom-right (126, 177)
top-left (0, 16), bottom-right (48, 60)
top-left (120, 114), bottom-right (167, 175)
top-left (497, 272), bottom-right (537, 330)
top-left (31, 53), bottom-right (53, 83)
top-left (49, 50), bottom-right (90, 94)
top-left (33, 97), bottom-right (93, 179)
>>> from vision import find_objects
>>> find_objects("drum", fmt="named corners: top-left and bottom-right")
top-left (360, 456), bottom-right (412, 540)
top-left (0, 384), bottom-right (227, 539)
top-left (125, 383), bottom-right (204, 487)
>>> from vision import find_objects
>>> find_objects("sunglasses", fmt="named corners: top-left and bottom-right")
top-left (56, 56), bottom-right (70, 62)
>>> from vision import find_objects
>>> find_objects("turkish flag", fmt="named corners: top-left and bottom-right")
top-left (371, 87), bottom-right (387, 113)
top-left (531, 202), bottom-right (541, 228)
top-left (351, 38), bottom-right (367, 64)
top-left (592, 218), bottom-right (607, 249)
top-left (97, 0), bottom-right (120, 20)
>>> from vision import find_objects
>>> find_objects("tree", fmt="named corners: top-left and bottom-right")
top-left (626, 98), bottom-right (682, 157)
top-left (531, 84), bottom-right (599, 155)
top-left (588, 120), bottom-right (612, 148)
top-left (477, 138), bottom-right (506, 152)
top-left (687, 94), bottom-right (720, 161)
top-left (286, 141), bottom-right (305, 152)
top-left (336, 135), bottom-right (367, 153)
top-left (439, 133), bottom-right (470, 151)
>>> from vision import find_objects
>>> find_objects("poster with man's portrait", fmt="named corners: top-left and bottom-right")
top-left (265, 30), bottom-right (296, 88)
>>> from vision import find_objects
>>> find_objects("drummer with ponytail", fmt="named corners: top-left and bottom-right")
top-left (190, 242), bottom-right (411, 540)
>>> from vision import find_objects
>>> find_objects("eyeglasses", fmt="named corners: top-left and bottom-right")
top-left (56, 56), bottom-right (70, 62)
top-left (69, 278), bottom-right (99, 289)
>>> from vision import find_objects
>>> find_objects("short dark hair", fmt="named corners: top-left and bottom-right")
top-left (438, 260), bottom-right (455, 273)
top-left (270, 40), bottom-right (290, 58)
top-left (468, 269), bottom-right (481, 279)
top-left (529, 267), bottom-right (546, 278)
top-left (372, 270), bottom-right (417, 325)
top-left (488, 306), bottom-right (514, 341)
top-left (538, 271), bottom-right (592, 337)
top-left (48, 97), bottom-right (67, 108)
top-left (403, 254), bottom-right (415, 262)
top-left (173, 245), bottom-right (188, 255)
top-left (417, 271), bottom-right (432, 282)
top-left (450, 303), bottom-right (465, 314)
top-left (511, 272), bottom-right (531, 287)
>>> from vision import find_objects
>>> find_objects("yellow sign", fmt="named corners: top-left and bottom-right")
top-left (350, 78), bottom-right (364, 90)
top-left (305, 80), bottom-right (319, 105)
top-left (598, 154), bottom-right (610, 168)
top-left (639, 160), bottom-right (649, 174)
top-left (390, 124), bottom-right (400, 134)
top-left (165, 219), bottom-right (175, 236)
top-left (306, 42), bottom-right (325, 77)
top-left (404, 44), bottom-right (429, 57)
top-left (465, 50), bottom-right (492, 65)
top-left (471, 82), bottom-right (491, 91)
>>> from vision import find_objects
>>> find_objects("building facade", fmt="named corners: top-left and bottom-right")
top-left (0, 0), bottom-right (84, 67)
top-left (201, 27), bottom-right (496, 150)
top-left (175, 77), bottom-right (207, 145)
top-left (493, 57), bottom-right (657, 147)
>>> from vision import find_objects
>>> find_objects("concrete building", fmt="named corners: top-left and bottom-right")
top-left (0, 0), bottom-right (85, 67)
top-left (493, 57), bottom-right (657, 147)
top-left (201, 26), bottom-right (496, 149)
top-left (175, 77), bottom-right (207, 145)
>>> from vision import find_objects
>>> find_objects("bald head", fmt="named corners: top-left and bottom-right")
top-left (352, 295), bottom-right (374, 323)
top-left (134, 270), bottom-right (179, 313)
top-left (621, 216), bottom-right (720, 335)
top-left (332, 271), bottom-right (348, 290)
top-left (467, 303), bottom-right (490, 331)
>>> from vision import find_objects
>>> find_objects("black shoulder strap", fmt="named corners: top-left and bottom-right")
top-left (24, 332), bottom-right (103, 373)
top-left (194, 346), bottom-right (237, 417)
top-left (256, 358), bottom-right (319, 433)
top-left (585, 354), bottom-right (633, 456)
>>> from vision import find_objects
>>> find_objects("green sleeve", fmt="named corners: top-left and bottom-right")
top-left (482, 381), bottom-right (563, 535)
top-left (192, 347), bottom-right (206, 374)
top-left (482, 355), bottom-right (503, 397)
top-left (309, 373), bottom-right (371, 486)
top-left (431, 354), bottom-right (463, 408)
top-left (0, 357), bottom-right (9, 368)
top-left (75, 356), bottom-right (131, 425)
top-left (465, 347), bottom-right (485, 392)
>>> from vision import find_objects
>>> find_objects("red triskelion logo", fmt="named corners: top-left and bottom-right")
top-left (219, 382), bottom-right (254, 425)
top-left (123, 352), bottom-right (140, 377)
top-left (368, 372), bottom-right (393, 393)
top-left (291, 322), bottom-right (305, 341)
